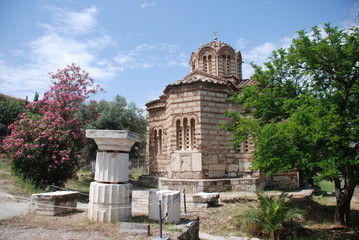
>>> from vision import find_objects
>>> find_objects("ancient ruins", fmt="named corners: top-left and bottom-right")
top-left (140, 38), bottom-right (299, 193)
top-left (86, 129), bottom-right (141, 222)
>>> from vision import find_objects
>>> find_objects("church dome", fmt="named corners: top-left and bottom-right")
top-left (189, 39), bottom-right (243, 82)
top-left (197, 40), bottom-right (234, 51)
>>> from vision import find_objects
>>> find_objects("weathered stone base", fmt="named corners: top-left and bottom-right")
top-left (88, 202), bottom-right (131, 222)
top-left (159, 177), bottom-right (265, 193)
top-left (88, 182), bottom-right (132, 222)
top-left (89, 182), bottom-right (132, 204)
top-left (31, 191), bottom-right (80, 215)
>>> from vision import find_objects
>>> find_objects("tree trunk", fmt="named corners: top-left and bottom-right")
top-left (334, 178), bottom-right (356, 226)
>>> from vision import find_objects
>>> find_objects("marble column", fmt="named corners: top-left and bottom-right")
top-left (86, 129), bottom-right (141, 223)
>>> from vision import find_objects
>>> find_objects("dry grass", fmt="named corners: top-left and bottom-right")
top-left (190, 196), bottom-right (359, 239)
top-left (190, 200), bottom-right (257, 237)
top-left (1, 162), bottom-right (358, 239)
top-left (0, 211), bottom-right (187, 240)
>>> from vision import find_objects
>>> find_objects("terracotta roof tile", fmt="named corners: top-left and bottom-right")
top-left (237, 79), bottom-right (257, 88)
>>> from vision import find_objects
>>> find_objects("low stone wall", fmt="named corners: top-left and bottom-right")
top-left (266, 171), bottom-right (300, 190)
top-left (159, 177), bottom-right (263, 193)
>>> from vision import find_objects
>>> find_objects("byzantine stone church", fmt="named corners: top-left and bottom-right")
top-left (141, 37), bottom-right (299, 193)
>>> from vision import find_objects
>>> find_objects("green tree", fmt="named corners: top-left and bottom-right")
top-left (33, 91), bottom-right (40, 102)
top-left (223, 23), bottom-right (358, 226)
top-left (78, 95), bottom-right (146, 162)
top-left (0, 95), bottom-right (26, 137)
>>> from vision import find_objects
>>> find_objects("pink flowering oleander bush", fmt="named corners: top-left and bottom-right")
top-left (1, 64), bottom-right (102, 187)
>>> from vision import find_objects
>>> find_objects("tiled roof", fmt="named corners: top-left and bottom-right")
top-left (237, 79), bottom-right (257, 88)
top-left (147, 71), bottom-right (240, 108)
top-left (197, 41), bottom-right (233, 51)
top-left (167, 71), bottom-right (234, 87)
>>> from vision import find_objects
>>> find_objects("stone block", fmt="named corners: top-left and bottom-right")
top-left (94, 152), bottom-right (129, 183)
top-left (119, 222), bottom-right (150, 236)
top-left (148, 190), bottom-right (181, 224)
top-left (88, 182), bottom-right (132, 223)
top-left (85, 129), bottom-right (141, 152)
top-left (192, 192), bottom-right (219, 203)
top-left (208, 171), bottom-right (225, 178)
top-left (170, 154), bottom-right (181, 172)
top-left (208, 164), bottom-right (225, 171)
top-left (181, 156), bottom-right (192, 171)
top-left (89, 182), bottom-right (132, 204)
top-left (191, 153), bottom-right (202, 171)
top-left (228, 164), bottom-right (239, 172)
top-left (31, 191), bottom-right (79, 215)
top-left (206, 155), bottom-right (218, 164)
top-left (176, 219), bottom-right (200, 240)
top-left (88, 202), bottom-right (131, 222)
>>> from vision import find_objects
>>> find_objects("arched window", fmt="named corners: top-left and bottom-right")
top-left (208, 55), bottom-right (212, 74)
top-left (223, 55), bottom-right (231, 75)
top-left (176, 120), bottom-right (182, 150)
top-left (223, 54), bottom-right (226, 75)
top-left (226, 55), bottom-right (230, 75)
top-left (176, 118), bottom-right (197, 150)
top-left (153, 129), bottom-right (158, 155)
top-left (183, 118), bottom-right (189, 150)
top-left (158, 129), bottom-right (162, 155)
top-left (203, 56), bottom-right (207, 73)
top-left (190, 118), bottom-right (196, 149)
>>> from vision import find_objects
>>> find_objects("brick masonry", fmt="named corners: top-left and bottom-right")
top-left (144, 40), bottom-right (299, 192)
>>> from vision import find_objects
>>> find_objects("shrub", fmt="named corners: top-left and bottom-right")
top-left (1, 64), bottom-right (102, 188)
top-left (240, 191), bottom-right (303, 240)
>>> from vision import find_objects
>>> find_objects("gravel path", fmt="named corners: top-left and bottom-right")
top-left (0, 190), bottom-right (30, 220)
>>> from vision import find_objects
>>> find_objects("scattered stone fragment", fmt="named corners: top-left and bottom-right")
top-left (193, 192), bottom-right (219, 208)
top-left (119, 222), bottom-right (150, 236)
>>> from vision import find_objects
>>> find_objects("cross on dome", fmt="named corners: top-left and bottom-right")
top-left (213, 30), bottom-right (218, 41)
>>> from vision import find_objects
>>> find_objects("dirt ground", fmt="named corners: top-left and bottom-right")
top-left (1, 174), bottom-right (359, 239)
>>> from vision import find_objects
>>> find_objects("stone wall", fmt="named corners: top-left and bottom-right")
top-left (145, 39), bottom-right (302, 192)
top-left (159, 177), bottom-right (264, 193)
top-left (266, 171), bottom-right (300, 190)
top-left (146, 78), bottom-right (258, 182)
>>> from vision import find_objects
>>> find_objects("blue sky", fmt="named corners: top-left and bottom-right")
top-left (0, 0), bottom-right (357, 109)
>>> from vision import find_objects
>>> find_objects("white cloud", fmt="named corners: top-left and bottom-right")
top-left (44, 4), bottom-right (98, 36)
top-left (343, 2), bottom-right (359, 28)
top-left (241, 35), bottom-right (295, 79)
top-left (236, 37), bottom-right (249, 49)
top-left (243, 42), bottom-right (277, 63)
top-left (114, 43), bottom-right (188, 69)
top-left (140, 2), bottom-right (158, 9)
top-left (0, 5), bottom-right (121, 100)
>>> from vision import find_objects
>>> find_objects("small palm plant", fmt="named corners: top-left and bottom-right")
top-left (240, 191), bottom-right (303, 240)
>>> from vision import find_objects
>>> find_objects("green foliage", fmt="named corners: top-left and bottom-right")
top-left (1, 64), bottom-right (102, 188)
top-left (78, 95), bottom-right (146, 162)
top-left (129, 166), bottom-right (148, 180)
top-left (318, 181), bottom-right (335, 193)
top-left (239, 192), bottom-right (303, 240)
top-left (0, 95), bottom-right (26, 137)
top-left (223, 23), bottom-right (359, 225)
